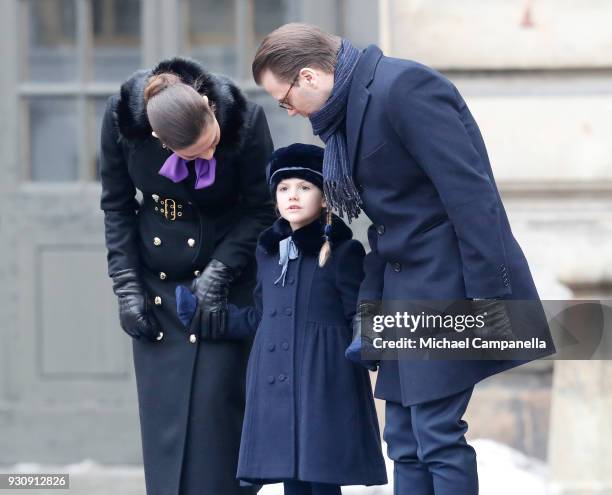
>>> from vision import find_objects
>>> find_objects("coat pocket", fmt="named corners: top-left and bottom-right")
top-left (360, 140), bottom-right (387, 160)
top-left (418, 215), bottom-right (449, 235)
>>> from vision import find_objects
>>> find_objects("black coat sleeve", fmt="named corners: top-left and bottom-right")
top-left (386, 66), bottom-right (511, 298)
top-left (334, 240), bottom-right (366, 323)
top-left (212, 104), bottom-right (275, 271)
top-left (99, 95), bottom-right (141, 277)
top-left (358, 224), bottom-right (387, 303)
top-left (227, 248), bottom-right (264, 338)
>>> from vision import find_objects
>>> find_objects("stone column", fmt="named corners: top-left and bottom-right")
top-left (548, 275), bottom-right (612, 494)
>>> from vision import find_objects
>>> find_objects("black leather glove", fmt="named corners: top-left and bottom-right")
top-left (190, 259), bottom-right (240, 339)
top-left (471, 299), bottom-right (516, 341)
top-left (470, 298), bottom-right (517, 359)
top-left (111, 268), bottom-right (161, 341)
top-left (345, 302), bottom-right (379, 371)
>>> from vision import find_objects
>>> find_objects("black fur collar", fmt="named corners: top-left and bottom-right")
top-left (259, 214), bottom-right (353, 255)
top-left (115, 57), bottom-right (248, 155)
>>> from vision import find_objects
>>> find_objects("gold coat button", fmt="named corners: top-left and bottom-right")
top-left (159, 272), bottom-right (167, 280)
top-left (153, 237), bottom-right (162, 246)
top-left (156, 331), bottom-right (164, 341)
top-left (189, 334), bottom-right (197, 344)
top-left (154, 296), bottom-right (162, 306)
top-left (187, 238), bottom-right (196, 247)
top-left (194, 270), bottom-right (201, 277)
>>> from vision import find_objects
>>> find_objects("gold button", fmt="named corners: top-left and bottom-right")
top-left (194, 270), bottom-right (201, 277)
top-left (156, 331), bottom-right (164, 341)
top-left (189, 334), bottom-right (197, 344)
top-left (153, 237), bottom-right (161, 246)
top-left (159, 272), bottom-right (166, 280)
top-left (154, 296), bottom-right (162, 306)
top-left (187, 238), bottom-right (196, 247)
top-left (152, 194), bottom-right (159, 202)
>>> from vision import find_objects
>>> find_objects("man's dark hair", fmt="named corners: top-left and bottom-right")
top-left (252, 23), bottom-right (341, 84)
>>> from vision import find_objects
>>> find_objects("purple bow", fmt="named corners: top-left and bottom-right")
top-left (158, 153), bottom-right (217, 190)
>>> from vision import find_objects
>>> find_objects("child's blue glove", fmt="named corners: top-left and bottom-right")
top-left (175, 285), bottom-right (197, 328)
top-left (345, 335), bottom-right (379, 371)
top-left (176, 285), bottom-right (251, 340)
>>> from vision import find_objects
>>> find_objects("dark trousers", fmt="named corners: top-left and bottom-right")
top-left (384, 386), bottom-right (478, 495)
top-left (283, 480), bottom-right (341, 495)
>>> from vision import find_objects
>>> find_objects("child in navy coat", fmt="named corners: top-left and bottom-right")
top-left (177, 144), bottom-right (387, 495)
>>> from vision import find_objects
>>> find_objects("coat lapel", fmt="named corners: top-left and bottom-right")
top-left (346, 87), bottom-right (370, 177)
top-left (346, 45), bottom-right (384, 178)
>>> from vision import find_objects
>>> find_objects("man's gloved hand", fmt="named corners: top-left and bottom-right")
top-left (111, 268), bottom-right (161, 341)
top-left (470, 298), bottom-right (518, 359)
top-left (470, 298), bottom-right (516, 341)
top-left (345, 302), bottom-right (380, 371)
top-left (190, 259), bottom-right (239, 339)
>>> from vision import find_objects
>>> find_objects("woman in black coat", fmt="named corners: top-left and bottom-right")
top-left (99, 57), bottom-right (275, 495)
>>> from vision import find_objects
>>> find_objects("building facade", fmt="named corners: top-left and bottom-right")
top-left (0, 0), bottom-right (378, 464)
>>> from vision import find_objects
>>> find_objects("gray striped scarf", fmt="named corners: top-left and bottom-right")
top-left (309, 39), bottom-right (362, 222)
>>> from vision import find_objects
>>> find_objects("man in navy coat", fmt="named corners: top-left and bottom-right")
top-left (252, 23), bottom-right (554, 494)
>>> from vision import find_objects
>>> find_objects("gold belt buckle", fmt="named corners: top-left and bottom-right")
top-left (161, 198), bottom-right (177, 221)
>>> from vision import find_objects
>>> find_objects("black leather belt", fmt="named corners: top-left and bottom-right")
top-left (143, 194), bottom-right (198, 222)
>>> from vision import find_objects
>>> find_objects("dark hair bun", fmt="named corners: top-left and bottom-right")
top-left (144, 72), bottom-right (182, 103)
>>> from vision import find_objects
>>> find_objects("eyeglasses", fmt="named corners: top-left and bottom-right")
top-left (278, 74), bottom-right (299, 110)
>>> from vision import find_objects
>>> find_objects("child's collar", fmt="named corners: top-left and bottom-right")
top-left (259, 214), bottom-right (353, 255)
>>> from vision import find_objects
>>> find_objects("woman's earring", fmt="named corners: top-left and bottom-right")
top-left (151, 131), bottom-right (158, 138)
top-left (152, 130), bottom-right (167, 149)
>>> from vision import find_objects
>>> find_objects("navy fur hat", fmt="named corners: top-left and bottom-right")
top-left (267, 143), bottom-right (324, 195)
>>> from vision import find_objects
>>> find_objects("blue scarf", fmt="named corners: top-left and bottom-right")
top-left (309, 39), bottom-right (362, 222)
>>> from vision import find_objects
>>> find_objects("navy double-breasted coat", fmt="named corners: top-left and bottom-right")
top-left (99, 57), bottom-right (275, 495)
top-left (230, 216), bottom-right (388, 487)
top-left (345, 45), bottom-right (556, 406)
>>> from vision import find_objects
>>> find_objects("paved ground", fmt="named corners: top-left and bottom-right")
top-left (1, 439), bottom-right (548, 495)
